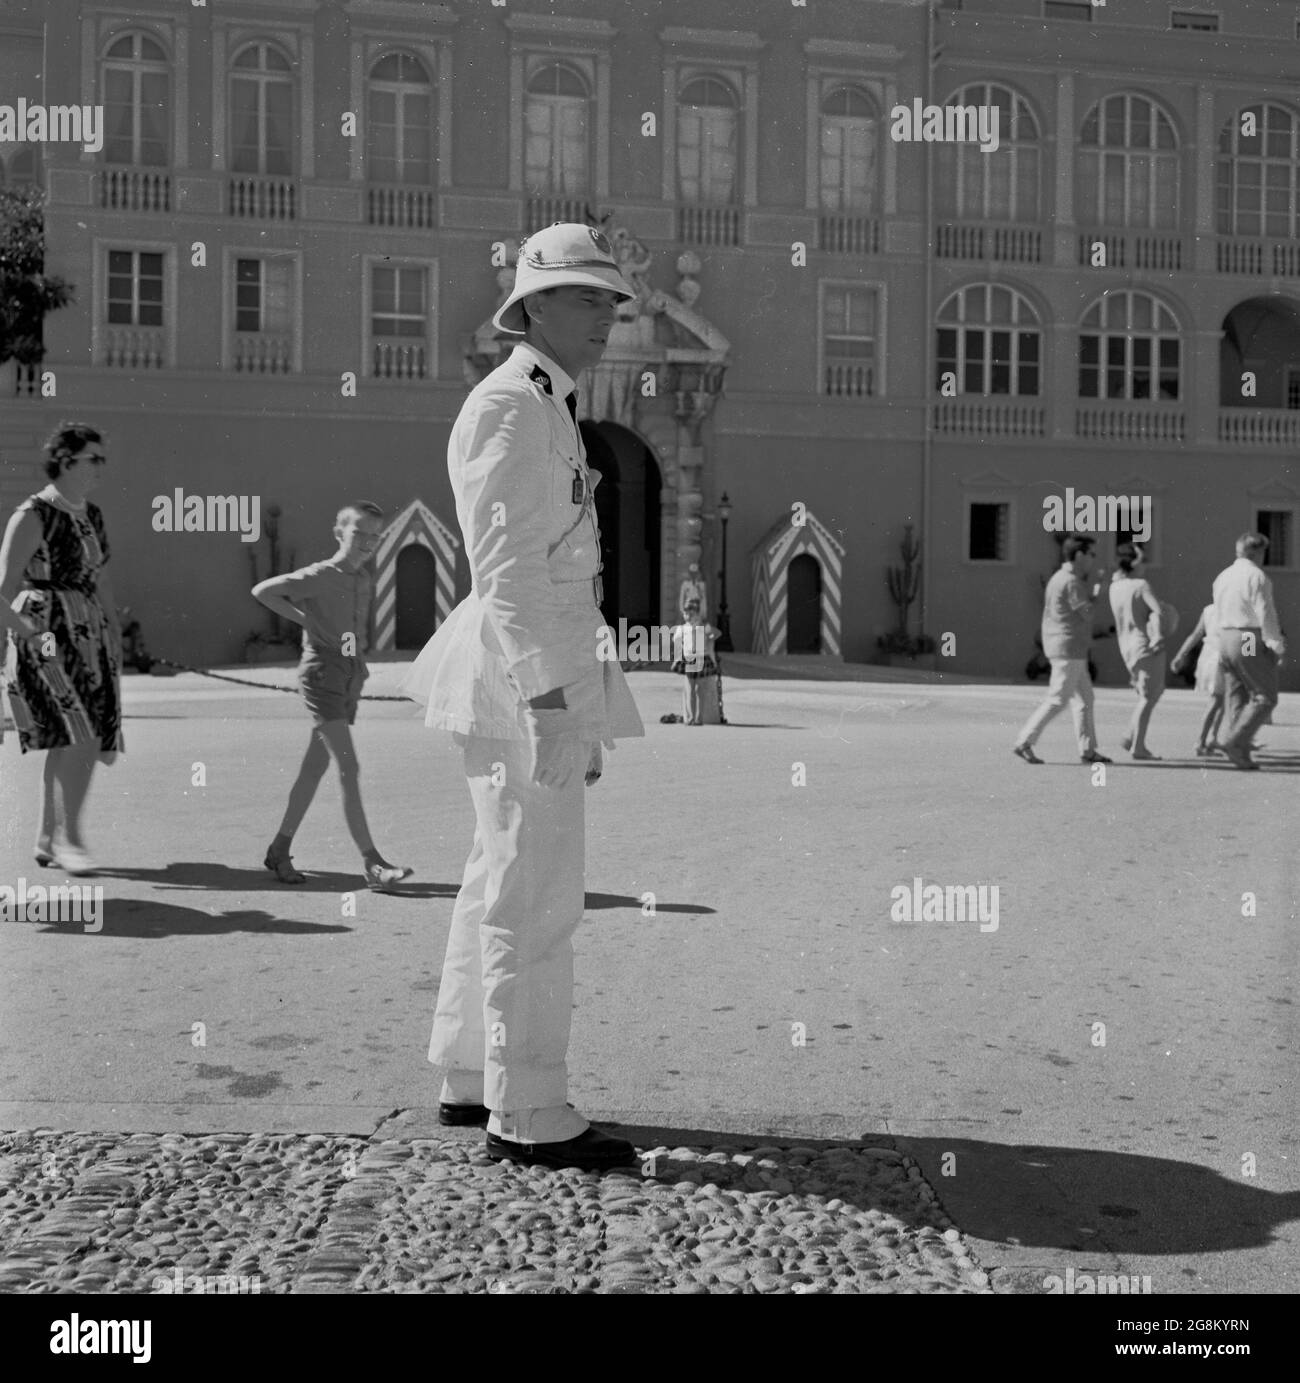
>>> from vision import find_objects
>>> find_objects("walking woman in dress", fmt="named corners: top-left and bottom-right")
top-left (1107, 542), bottom-right (1175, 761)
top-left (1170, 602), bottom-right (1226, 756)
top-left (0, 422), bottom-right (123, 875)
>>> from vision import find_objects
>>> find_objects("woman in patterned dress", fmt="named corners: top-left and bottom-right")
top-left (0, 422), bottom-right (123, 875)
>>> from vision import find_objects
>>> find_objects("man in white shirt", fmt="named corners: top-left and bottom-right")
top-left (1212, 532), bottom-right (1287, 770)
top-left (1013, 535), bottom-right (1112, 765)
top-left (399, 224), bottom-right (645, 1170)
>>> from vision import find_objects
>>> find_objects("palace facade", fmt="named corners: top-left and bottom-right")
top-left (1, 0), bottom-right (1297, 684)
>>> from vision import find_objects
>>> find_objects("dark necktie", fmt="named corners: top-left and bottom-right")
top-left (565, 392), bottom-right (578, 427)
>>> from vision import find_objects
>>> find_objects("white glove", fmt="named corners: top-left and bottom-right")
top-left (524, 707), bottom-right (583, 790)
top-left (585, 742), bottom-right (603, 787)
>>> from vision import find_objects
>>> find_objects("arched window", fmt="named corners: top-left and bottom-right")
top-left (1079, 291), bottom-right (1181, 400)
top-left (367, 51), bottom-right (433, 186)
top-left (525, 62), bottom-right (589, 196)
top-left (1217, 103), bottom-right (1300, 239)
top-left (101, 31), bottom-right (169, 166)
top-left (936, 284), bottom-right (1041, 395)
top-left (936, 83), bottom-right (1039, 221)
top-left (677, 75), bottom-right (738, 205)
top-left (230, 41), bottom-right (294, 175)
top-left (1077, 93), bottom-right (1179, 229)
top-left (819, 85), bottom-right (878, 213)
top-left (2, 147), bottom-right (41, 187)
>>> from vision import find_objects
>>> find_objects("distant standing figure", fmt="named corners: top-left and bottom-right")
top-left (0, 422), bottom-right (122, 876)
top-left (1012, 534), bottom-right (1112, 766)
top-left (1108, 542), bottom-right (1174, 761)
top-left (670, 598), bottom-right (721, 725)
top-left (1170, 603), bottom-right (1225, 756)
top-left (678, 563), bottom-right (708, 621)
top-left (1212, 532), bottom-right (1286, 771)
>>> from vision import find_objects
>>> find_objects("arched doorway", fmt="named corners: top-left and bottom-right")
top-left (579, 420), bottom-right (662, 627)
top-left (394, 543), bottom-right (439, 648)
top-left (1220, 296), bottom-right (1300, 407)
top-left (786, 553), bottom-right (822, 652)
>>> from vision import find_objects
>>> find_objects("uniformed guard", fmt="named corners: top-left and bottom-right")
top-left (400, 223), bottom-right (645, 1171)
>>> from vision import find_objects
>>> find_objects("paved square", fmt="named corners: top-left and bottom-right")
top-left (1, 663), bottom-right (1295, 1293)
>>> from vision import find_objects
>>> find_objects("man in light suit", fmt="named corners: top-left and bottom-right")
top-left (1213, 531), bottom-right (1287, 770)
top-left (400, 223), bottom-right (645, 1171)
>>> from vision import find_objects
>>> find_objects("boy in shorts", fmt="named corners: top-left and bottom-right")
top-left (252, 501), bottom-right (412, 892)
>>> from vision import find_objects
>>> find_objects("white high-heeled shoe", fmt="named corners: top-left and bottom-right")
top-left (51, 843), bottom-right (98, 876)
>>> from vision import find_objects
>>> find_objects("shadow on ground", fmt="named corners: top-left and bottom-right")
top-left (12, 898), bottom-right (350, 938)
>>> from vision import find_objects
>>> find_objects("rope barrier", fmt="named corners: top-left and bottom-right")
top-left (144, 656), bottom-right (727, 716)
top-left (145, 657), bottom-right (416, 701)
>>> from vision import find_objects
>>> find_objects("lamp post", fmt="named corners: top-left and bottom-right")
top-left (716, 491), bottom-right (733, 651)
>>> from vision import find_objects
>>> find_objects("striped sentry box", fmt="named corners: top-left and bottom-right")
top-left (371, 499), bottom-right (461, 653)
top-left (749, 508), bottom-right (846, 658)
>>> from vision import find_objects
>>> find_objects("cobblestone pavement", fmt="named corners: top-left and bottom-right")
top-left (0, 1128), bottom-right (993, 1294)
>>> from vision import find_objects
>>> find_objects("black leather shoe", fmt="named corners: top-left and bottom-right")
top-left (439, 1102), bottom-right (489, 1127)
top-left (485, 1126), bottom-right (638, 1171)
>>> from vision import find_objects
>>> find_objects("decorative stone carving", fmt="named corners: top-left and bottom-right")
top-left (461, 217), bottom-right (732, 622)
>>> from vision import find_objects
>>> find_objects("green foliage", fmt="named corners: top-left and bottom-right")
top-left (246, 504), bottom-right (295, 643)
top-left (0, 185), bottom-right (73, 366)
top-left (884, 522), bottom-right (922, 635)
top-left (877, 630), bottom-right (937, 656)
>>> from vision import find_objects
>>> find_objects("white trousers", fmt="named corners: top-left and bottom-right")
top-left (1016, 657), bottom-right (1097, 754)
top-left (429, 733), bottom-right (590, 1142)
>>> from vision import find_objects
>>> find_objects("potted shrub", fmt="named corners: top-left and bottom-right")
top-left (877, 629), bottom-right (938, 671)
top-left (877, 524), bottom-right (937, 669)
top-left (244, 629), bottom-right (301, 664)
top-left (244, 503), bottom-right (300, 663)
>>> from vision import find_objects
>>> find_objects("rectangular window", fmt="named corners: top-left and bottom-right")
top-left (370, 264), bottom-right (429, 380)
top-left (230, 255), bottom-right (295, 372)
top-left (968, 502), bottom-right (1010, 562)
top-left (1171, 10), bottom-right (1219, 30)
top-left (106, 249), bottom-right (164, 325)
top-left (1043, 1), bottom-right (1093, 19)
top-left (821, 284), bottom-right (877, 397)
top-left (235, 257), bottom-right (292, 333)
top-left (1256, 510), bottom-right (1292, 567)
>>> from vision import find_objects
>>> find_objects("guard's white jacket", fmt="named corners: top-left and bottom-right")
top-left (401, 342), bottom-right (645, 744)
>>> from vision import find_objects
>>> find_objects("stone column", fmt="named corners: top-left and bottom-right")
top-left (1192, 328), bottom-right (1221, 449)
top-left (1053, 71), bottom-right (1075, 269)
top-left (1193, 84), bottom-right (1217, 276)
top-left (671, 367), bottom-right (721, 613)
